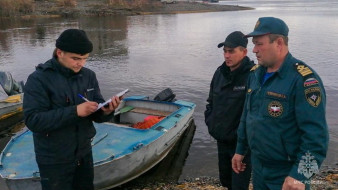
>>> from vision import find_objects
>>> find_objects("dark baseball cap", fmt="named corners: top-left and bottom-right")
top-left (217, 31), bottom-right (248, 48)
top-left (245, 17), bottom-right (289, 38)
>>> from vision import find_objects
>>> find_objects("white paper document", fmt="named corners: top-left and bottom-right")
top-left (96, 89), bottom-right (129, 111)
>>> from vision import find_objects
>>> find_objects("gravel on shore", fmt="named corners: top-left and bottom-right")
top-left (115, 172), bottom-right (338, 190)
top-left (1, 125), bottom-right (337, 189)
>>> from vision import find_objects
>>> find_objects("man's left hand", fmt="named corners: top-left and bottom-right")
top-left (101, 96), bottom-right (121, 115)
top-left (282, 176), bottom-right (305, 190)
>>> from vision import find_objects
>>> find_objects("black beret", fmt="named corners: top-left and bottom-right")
top-left (56, 29), bottom-right (93, 54)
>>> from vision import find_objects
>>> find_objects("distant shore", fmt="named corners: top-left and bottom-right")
top-left (1, 1), bottom-right (253, 18)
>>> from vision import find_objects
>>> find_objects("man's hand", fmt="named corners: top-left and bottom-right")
top-left (232, 153), bottom-right (246, 174)
top-left (77, 101), bottom-right (98, 117)
top-left (101, 96), bottom-right (121, 115)
top-left (282, 176), bottom-right (305, 190)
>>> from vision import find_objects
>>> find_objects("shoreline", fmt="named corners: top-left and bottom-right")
top-left (1, 123), bottom-right (336, 189)
top-left (1, 1), bottom-right (254, 19)
top-left (116, 173), bottom-right (338, 189)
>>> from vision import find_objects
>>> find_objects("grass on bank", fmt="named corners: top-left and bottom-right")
top-left (107, 0), bottom-right (162, 10)
top-left (0, 0), bottom-right (34, 16)
top-left (0, 0), bottom-right (78, 16)
top-left (0, 0), bottom-right (162, 17)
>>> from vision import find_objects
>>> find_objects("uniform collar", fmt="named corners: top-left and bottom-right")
top-left (255, 52), bottom-right (293, 81)
top-left (274, 52), bottom-right (293, 79)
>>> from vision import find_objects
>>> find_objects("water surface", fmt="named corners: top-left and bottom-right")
top-left (0, 0), bottom-right (337, 181)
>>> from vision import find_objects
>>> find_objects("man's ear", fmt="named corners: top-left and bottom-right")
top-left (276, 37), bottom-right (284, 46)
top-left (243, 48), bottom-right (248, 55)
top-left (56, 48), bottom-right (63, 57)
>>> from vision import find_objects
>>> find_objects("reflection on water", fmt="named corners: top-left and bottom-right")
top-left (0, 0), bottom-right (337, 181)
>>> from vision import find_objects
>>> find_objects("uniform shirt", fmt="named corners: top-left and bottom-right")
top-left (236, 53), bottom-right (329, 182)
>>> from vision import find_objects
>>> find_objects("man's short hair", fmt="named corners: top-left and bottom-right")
top-left (268, 34), bottom-right (289, 46)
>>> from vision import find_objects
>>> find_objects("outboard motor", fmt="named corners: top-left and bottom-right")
top-left (154, 88), bottom-right (176, 102)
top-left (0, 71), bottom-right (24, 96)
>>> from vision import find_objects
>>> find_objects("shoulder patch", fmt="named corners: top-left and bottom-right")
top-left (294, 62), bottom-right (313, 77)
top-left (250, 64), bottom-right (259, 71)
top-left (305, 87), bottom-right (321, 107)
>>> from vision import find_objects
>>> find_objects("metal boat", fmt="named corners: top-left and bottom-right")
top-left (0, 96), bottom-right (195, 190)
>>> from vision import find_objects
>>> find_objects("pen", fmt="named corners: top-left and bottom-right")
top-left (78, 94), bottom-right (89, 102)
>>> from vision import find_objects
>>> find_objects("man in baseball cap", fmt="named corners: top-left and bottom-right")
top-left (205, 31), bottom-right (254, 189)
top-left (232, 17), bottom-right (328, 190)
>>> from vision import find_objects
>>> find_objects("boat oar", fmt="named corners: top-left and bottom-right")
top-left (114, 106), bottom-right (134, 116)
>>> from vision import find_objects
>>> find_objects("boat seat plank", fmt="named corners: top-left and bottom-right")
top-left (130, 107), bottom-right (171, 116)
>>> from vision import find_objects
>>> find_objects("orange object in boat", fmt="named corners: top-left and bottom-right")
top-left (133, 116), bottom-right (164, 129)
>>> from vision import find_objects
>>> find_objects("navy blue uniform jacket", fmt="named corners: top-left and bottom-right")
top-left (205, 56), bottom-right (255, 144)
top-left (24, 58), bottom-right (114, 164)
top-left (236, 53), bottom-right (329, 182)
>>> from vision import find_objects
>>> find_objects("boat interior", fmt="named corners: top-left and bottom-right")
top-left (110, 99), bottom-right (181, 129)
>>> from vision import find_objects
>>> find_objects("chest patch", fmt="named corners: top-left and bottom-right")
top-left (268, 101), bottom-right (283, 117)
top-left (233, 86), bottom-right (245, 91)
top-left (304, 78), bottom-right (319, 87)
top-left (267, 91), bottom-right (286, 99)
top-left (305, 87), bottom-right (321, 107)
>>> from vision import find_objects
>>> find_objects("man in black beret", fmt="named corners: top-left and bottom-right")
top-left (23, 29), bottom-right (121, 190)
top-left (205, 31), bottom-right (255, 190)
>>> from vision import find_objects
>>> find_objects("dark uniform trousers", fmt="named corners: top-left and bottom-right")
top-left (38, 151), bottom-right (94, 190)
top-left (251, 156), bottom-right (310, 190)
top-left (217, 141), bottom-right (251, 190)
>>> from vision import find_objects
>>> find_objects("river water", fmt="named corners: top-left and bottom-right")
top-left (0, 0), bottom-right (337, 182)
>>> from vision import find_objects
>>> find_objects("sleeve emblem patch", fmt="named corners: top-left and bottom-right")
top-left (305, 87), bottom-right (321, 107)
top-left (304, 78), bottom-right (319, 87)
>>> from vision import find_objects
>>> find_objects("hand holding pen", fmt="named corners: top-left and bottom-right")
top-left (78, 94), bottom-right (90, 102)
top-left (77, 94), bottom-right (98, 117)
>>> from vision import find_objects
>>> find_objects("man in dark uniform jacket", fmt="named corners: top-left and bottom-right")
top-left (24, 29), bottom-right (121, 190)
top-left (205, 31), bottom-right (254, 190)
top-left (232, 17), bottom-right (329, 190)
